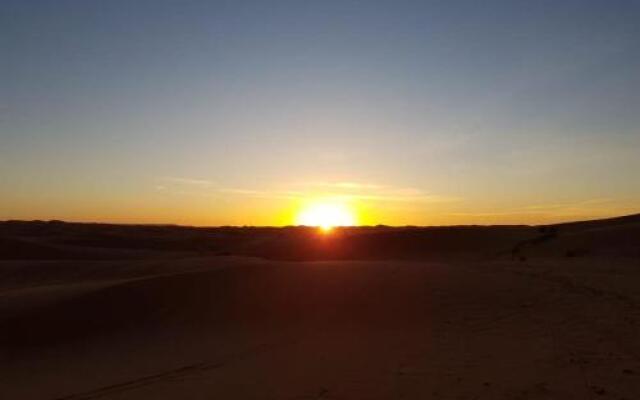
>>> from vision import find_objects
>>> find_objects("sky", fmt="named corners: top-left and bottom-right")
top-left (2, 0), bottom-right (639, 226)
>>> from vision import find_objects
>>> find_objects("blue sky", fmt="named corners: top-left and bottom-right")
top-left (2, 0), bottom-right (639, 225)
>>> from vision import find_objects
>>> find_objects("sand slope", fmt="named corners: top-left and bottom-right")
top-left (1, 216), bottom-right (639, 399)
top-left (1, 256), bottom-right (639, 399)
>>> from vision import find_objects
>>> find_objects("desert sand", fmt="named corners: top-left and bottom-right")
top-left (1, 216), bottom-right (639, 399)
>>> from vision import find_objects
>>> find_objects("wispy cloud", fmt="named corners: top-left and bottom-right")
top-left (161, 177), bottom-right (215, 187)
top-left (217, 188), bottom-right (303, 200)
top-left (156, 177), bottom-right (458, 204)
top-left (311, 181), bottom-right (384, 190)
top-left (302, 181), bottom-right (459, 204)
top-left (521, 198), bottom-right (614, 211)
top-left (345, 192), bottom-right (459, 203)
top-left (446, 198), bottom-right (635, 223)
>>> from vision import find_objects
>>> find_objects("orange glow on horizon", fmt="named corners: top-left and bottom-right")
top-left (295, 201), bottom-right (357, 230)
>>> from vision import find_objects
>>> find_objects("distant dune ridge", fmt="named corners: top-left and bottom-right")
top-left (1, 213), bottom-right (638, 261)
top-left (1, 214), bottom-right (639, 399)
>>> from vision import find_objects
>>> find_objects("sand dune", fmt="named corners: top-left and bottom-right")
top-left (1, 216), bottom-right (639, 399)
top-left (512, 213), bottom-right (640, 259)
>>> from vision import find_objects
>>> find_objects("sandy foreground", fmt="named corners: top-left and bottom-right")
top-left (1, 255), bottom-right (639, 400)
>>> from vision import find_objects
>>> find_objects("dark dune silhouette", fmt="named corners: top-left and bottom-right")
top-left (1, 215), bottom-right (639, 399)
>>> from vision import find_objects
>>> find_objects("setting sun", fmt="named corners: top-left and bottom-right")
top-left (296, 202), bottom-right (357, 231)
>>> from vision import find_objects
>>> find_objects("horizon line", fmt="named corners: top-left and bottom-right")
top-left (2, 212), bottom-right (639, 229)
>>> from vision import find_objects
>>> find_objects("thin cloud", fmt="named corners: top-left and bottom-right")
top-left (299, 181), bottom-right (459, 204)
top-left (522, 198), bottom-right (614, 211)
top-left (218, 188), bottom-right (304, 200)
top-left (447, 198), bottom-right (633, 222)
top-left (346, 193), bottom-right (459, 204)
top-left (311, 181), bottom-right (384, 190)
top-left (162, 177), bottom-right (215, 187)
top-left (157, 177), bottom-right (458, 204)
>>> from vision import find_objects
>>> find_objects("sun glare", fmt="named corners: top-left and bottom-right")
top-left (296, 202), bottom-right (356, 232)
